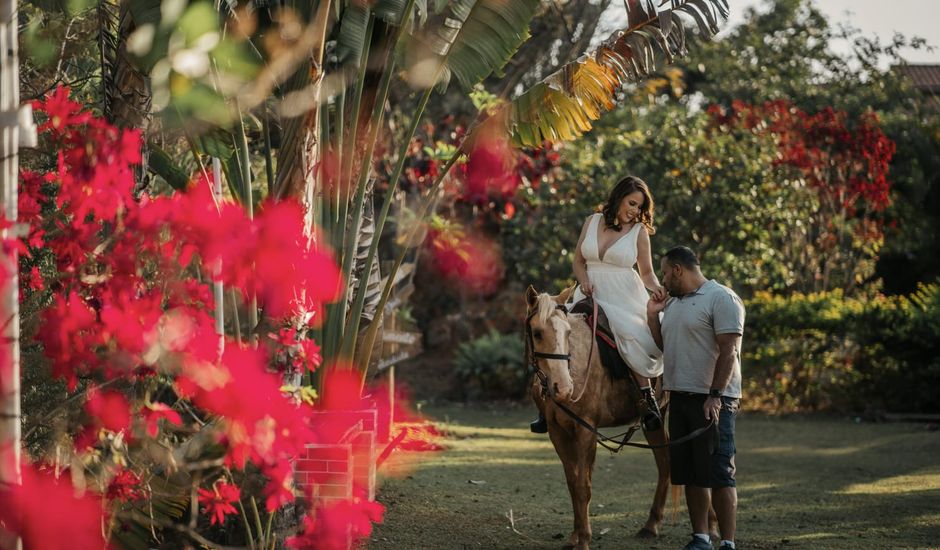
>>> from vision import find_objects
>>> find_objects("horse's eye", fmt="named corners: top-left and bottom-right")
top-left (533, 330), bottom-right (543, 340)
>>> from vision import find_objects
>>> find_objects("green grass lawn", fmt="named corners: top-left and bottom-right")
top-left (370, 404), bottom-right (940, 549)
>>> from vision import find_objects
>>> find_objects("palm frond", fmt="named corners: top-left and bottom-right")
top-left (335, 4), bottom-right (371, 64)
top-left (407, 0), bottom-right (541, 92)
top-left (486, 0), bottom-right (728, 147)
top-left (375, 0), bottom-right (428, 27)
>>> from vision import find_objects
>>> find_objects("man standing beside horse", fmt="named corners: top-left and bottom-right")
top-left (646, 246), bottom-right (745, 550)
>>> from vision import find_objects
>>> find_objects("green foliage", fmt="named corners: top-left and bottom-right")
top-left (675, 0), bottom-right (940, 293)
top-left (454, 330), bottom-right (527, 400)
top-left (744, 283), bottom-right (940, 413)
top-left (557, 103), bottom-right (821, 295)
top-left (499, 161), bottom-right (606, 291)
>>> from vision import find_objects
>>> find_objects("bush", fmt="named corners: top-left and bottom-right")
top-left (743, 283), bottom-right (940, 413)
top-left (454, 330), bottom-right (528, 400)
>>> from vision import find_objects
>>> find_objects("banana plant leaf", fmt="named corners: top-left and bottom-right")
top-left (474, 0), bottom-right (729, 147)
top-left (406, 0), bottom-right (540, 92)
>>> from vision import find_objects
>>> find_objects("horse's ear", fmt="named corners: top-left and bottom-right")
top-left (555, 284), bottom-right (576, 305)
top-left (525, 285), bottom-right (539, 309)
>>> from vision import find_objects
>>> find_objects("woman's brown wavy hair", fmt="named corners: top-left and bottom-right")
top-left (601, 175), bottom-right (656, 234)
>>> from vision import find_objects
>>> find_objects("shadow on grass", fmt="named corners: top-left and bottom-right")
top-left (371, 405), bottom-right (940, 549)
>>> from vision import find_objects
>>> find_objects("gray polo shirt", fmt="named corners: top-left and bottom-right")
top-left (661, 279), bottom-right (745, 398)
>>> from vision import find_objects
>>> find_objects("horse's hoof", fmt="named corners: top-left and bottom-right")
top-left (636, 527), bottom-right (658, 539)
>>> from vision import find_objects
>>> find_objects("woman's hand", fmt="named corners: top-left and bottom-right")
top-left (580, 282), bottom-right (595, 297)
top-left (650, 284), bottom-right (667, 302)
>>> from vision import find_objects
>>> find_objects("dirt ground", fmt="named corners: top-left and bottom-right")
top-left (370, 403), bottom-right (940, 549)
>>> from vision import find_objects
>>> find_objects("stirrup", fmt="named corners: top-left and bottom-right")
top-left (529, 416), bottom-right (548, 434)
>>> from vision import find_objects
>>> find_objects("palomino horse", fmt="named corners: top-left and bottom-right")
top-left (526, 285), bottom-right (671, 550)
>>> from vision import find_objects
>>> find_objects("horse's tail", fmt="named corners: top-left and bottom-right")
top-left (670, 484), bottom-right (682, 524)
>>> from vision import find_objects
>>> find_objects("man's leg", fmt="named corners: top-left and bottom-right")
top-left (710, 397), bottom-right (739, 547)
top-left (685, 485), bottom-right (711, 535)
top-left (712, 487), bottom-right (737, 541)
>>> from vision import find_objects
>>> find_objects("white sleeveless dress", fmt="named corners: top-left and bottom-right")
top-left (568, 213), bottom-right (664, 378)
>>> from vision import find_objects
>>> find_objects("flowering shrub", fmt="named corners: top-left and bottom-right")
top-left (709, 100), bottom-right (896, 292)
top-left (0, 87), bottom-right (440, 548)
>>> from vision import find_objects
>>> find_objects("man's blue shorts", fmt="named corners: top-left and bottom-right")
top-left (668, 392), bottom-right (738, 488)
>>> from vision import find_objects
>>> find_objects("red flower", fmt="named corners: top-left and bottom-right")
top-left (107, 468), bottom-right (146, 502)
top-left (34, 86), bottom-right (90, 131)
top-left (198, 481), bottom-right (241, 526)
top-left (0, 463), bottom-right (109, 549)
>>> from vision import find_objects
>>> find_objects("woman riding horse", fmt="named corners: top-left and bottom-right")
top-left (532, 175), bottom-right (667, 433)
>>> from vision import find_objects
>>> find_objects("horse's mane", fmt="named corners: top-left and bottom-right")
top-left (535, 293), bottom-right (560, 325)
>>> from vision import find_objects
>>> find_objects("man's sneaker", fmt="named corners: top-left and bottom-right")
top-left (681, 536), bottom-right (713, 550)
top-left (529, 416), bottom-right (548, 434)
top-left (718, 544), bottom-right (735, 550)
top-left (641, 388), bottom-right (664, 431)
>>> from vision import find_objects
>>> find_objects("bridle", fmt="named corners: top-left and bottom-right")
top-left (525, 299), bottom-right (598, 404)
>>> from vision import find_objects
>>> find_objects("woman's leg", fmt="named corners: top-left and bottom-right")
top-left (634, 372), bottom-right (663, 431)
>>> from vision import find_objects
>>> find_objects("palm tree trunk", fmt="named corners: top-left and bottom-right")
top-left (100, 0), bottom-right (153, 192)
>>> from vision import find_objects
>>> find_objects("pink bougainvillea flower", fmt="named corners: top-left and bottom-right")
top-left (197, 481), bottom-right (241, 526)
top-left (0, 463), bottom-right (109, 549)
top-left (286, 488), bottom-right (385, 550)
top-left (426, 228), bottom-right (504, 296)
top-left (85, 387), bottom-right (131, 434)
top-left (140, 402), bottom-right (182, 438)
top-left (462, 132), bottom-right (520, 206)
top-left (263, 459), bottom-right (295, 512)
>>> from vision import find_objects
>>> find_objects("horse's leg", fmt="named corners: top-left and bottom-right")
top-left (637, 427), bottom-right (671, 538)
top-left (549, 423), bottom-right (596, 550)
top-left (567, 427), bottom-right (597, 550)
top-left (548, 425), bottom-right (581, 548)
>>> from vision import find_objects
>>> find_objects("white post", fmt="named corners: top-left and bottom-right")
top-left (1, 0), bottom-right (33, 546)
top-left (211, 158), bottom-right (225, 353)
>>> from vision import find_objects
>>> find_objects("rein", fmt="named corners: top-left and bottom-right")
top-left (525, 296), bottom-right (715, 453)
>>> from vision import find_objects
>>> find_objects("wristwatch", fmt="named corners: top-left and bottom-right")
top-left (709, 388), bottom-right (722, 398)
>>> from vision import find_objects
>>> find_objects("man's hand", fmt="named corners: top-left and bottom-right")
top-left (704, 396), bottom-right (722, 421)
top-left (647, 294), bottom-right (667, 316)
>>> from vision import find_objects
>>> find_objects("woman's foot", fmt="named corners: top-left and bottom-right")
top-left (530, 415), bottom-right (548, 434)
top-left (640, 387), bottom-right (663, 431)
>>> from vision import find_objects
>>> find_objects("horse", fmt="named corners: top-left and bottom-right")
top-left (525, 285), bottom-right (672, 550)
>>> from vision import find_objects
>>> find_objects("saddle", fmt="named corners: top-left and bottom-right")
top-left (569, 297), bottom-right (633, 380)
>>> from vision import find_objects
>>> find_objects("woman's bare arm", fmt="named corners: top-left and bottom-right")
top-left (573, 216), bottom-right (593, 295)
top-left (636, 226), bottom-right (665, 299)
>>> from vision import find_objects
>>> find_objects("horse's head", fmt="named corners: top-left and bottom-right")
top-left (525, 285), bottom-right (576, 401)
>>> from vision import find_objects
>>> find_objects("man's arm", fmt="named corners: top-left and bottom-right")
top-left (711, 332), bottom-right (741, 391)
top-left (703, 332), bottom-right (741, 421)
top-left (646, 298), bottom-right (666, 351)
